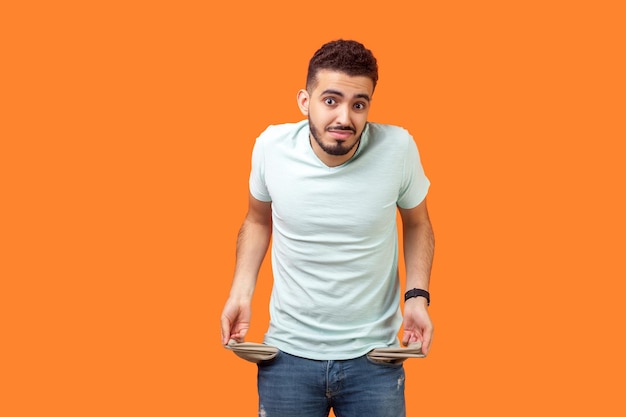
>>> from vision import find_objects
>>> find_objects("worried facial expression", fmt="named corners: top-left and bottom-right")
top-left (297, 70), bottom-right (374, 166)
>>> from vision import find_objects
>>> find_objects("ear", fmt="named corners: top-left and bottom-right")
top-left (296, 89), bottom-right (309, 116)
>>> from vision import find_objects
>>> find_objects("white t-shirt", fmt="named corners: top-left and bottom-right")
top-left (250, 120), bottom-right (430, 360)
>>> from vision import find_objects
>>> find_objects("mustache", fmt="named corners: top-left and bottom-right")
top-left (326, 125), bottom-right (356, 133)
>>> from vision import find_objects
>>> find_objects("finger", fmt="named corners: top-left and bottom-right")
top-left (234, 327), bottom-right (248, 343)
top-left (402, 332), bottom-right (410, 346)
top-left (220, 316), bottom-right (232, 345)
top-left (401, 324), bottom-right (413, 346)
top-left (402, 330), bottom-right (420, 346)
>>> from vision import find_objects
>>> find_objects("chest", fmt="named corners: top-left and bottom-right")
top-left (265, 161), bottom-right (401, 237)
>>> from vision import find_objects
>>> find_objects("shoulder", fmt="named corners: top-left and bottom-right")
top-left (364, 123), bottom-right (416, 154)
top-left (257, 120), bottom-right (308, 144)
top-left (366, 122), bottom-right (413, 143)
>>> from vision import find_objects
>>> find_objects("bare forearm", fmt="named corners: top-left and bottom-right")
top-left (403, 219), bottom-right (434, 291)
top-left (229, 218), bottom-right (272, 298)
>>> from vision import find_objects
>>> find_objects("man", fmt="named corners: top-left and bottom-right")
top-left (220, 39), bottom-right (434, 417)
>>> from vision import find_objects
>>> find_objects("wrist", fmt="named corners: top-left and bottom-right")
top-left (404, 288), bottom-right (430, 306)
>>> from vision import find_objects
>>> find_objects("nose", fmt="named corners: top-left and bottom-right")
top-left (335, 104), bottom-right (350, 125)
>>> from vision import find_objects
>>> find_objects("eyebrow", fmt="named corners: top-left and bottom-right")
top-left (321, 89), bottom-right (371, 102)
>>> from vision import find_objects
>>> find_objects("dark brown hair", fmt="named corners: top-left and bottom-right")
top-left (306, 39), bottom-right (379, 92)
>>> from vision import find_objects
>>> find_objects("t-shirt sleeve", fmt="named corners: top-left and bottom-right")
top-left (397, 136), bottom-right (430, 209)
top-left (249, 131), bottom-right (272, 202)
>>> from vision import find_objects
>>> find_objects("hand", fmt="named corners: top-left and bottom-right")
top-left (401, 297), bottom-right (434, 355)
top-left (220, 297), bottom-right (252, 345)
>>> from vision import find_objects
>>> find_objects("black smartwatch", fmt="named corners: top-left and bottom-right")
top-left (404, 288), bottom-right (430, 306)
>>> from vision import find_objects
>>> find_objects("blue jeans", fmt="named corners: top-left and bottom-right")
top-left (257, 350), bottom-right (406, 417)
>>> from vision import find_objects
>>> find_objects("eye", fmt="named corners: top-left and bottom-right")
top-left (324, 97), bottom-right (336, 105)
top-left (354, 102), bottom-right (367, 110)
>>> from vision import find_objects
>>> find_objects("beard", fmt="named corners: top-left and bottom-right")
top-left (309, 116), bottom-right (361, 156)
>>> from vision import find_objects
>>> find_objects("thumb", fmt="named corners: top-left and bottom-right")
top-left (420, 331), bottom-right (432, 356)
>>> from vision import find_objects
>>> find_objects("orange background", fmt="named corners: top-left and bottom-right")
top-left (2, 1), bottom-right (625, 416)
